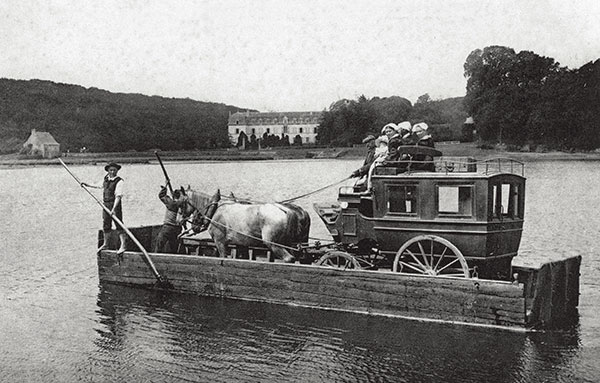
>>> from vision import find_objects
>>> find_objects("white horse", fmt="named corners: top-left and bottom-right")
top-left (187, 190), bottom-right (311, 262)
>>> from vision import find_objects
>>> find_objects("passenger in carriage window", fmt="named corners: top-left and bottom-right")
top-left (155, 185), bottom-right (190, 253)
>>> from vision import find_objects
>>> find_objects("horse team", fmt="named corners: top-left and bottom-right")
top-left (177, 188), bottom-right (311, 263)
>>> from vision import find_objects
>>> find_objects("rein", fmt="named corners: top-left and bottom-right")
top-left (277, 176), bottom-right (350, 203)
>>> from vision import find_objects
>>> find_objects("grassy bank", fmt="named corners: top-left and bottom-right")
top-left (2, 143), bottom-right (600, 168)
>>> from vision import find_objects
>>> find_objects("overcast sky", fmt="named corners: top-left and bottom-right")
top-left (1, 0), bottom-right (599, 112)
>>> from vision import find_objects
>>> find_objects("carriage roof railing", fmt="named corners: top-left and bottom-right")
top-left (435, 157), bottom-right (525, 176)
top-left (339, 157), bottom-right (525, 196)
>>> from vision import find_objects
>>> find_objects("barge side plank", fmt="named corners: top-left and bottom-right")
top-left (99, 251), bottom-right (526, 326)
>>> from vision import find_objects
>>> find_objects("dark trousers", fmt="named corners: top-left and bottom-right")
top-left (103, 201), bottom-right (123, 232)
top-left (155, 224), bottom-right (181, 253)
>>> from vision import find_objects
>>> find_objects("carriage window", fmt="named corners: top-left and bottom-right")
top-left (387, 185), bottom-right (417, 214)
top-left (438, 185), bottom-right (473, 216)
top-left (493, 183), bottom-right (521, 219)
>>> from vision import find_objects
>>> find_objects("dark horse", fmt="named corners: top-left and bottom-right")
top-left (185, 189), bottom-right (311, 262)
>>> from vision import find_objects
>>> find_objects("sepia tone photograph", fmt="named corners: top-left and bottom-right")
top-left (1, 0), bottom-right (599, 381)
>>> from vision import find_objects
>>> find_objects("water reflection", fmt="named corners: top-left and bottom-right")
top-left (95, 283), bottom-right (582, 383)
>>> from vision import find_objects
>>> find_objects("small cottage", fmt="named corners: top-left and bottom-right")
top-left (23, 129), bottom-right (61, 158)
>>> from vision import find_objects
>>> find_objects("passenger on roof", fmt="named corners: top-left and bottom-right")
top-left (412, 122), bottom-right (435, 148)
top-left (373, 135), bottom-right (389, 162)
top-left (350, 134), bottom-right (377, 179)
top-left (411, 122), bottom-right (436, 171)
top-left (365, 135), bottom-right (390, 189)
top-left (382, 121), bottom-right (412, 163)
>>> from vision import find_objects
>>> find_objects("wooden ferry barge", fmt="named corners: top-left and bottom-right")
top-left (97, 149), bottom-right (581, 330)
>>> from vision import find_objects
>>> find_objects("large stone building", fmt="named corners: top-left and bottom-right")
top-left (228, 111), bottom-right (321, 146)
top-left (22, 129), bottom-right (61, 158)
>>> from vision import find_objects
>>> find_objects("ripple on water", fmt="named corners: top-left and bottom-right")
top-left (2, 160), bottom-right (600, 382)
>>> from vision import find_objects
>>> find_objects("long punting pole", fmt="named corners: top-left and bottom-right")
top-left (155, 151), bottom-right (174, 195)
top-left (58, 158), bottom-right (170, 287)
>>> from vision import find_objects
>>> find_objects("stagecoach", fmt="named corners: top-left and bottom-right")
top-left (313, 146), bottom-right (525, 281)
top-left (88, 148), bottom-right (581, 330)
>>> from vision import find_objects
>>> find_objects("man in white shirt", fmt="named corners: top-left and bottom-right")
top-left (81, 162), bottom-right (126, 254)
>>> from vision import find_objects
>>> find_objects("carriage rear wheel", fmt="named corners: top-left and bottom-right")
top-left (316, 251), bottom-right (362, 270)
top-left (392, 235), bottom-right (470, 277)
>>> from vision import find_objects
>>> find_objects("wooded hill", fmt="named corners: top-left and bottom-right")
top-left (0, 78), bottom-right (249, 154)
top-left (0, 78), bottom-right (468, 155)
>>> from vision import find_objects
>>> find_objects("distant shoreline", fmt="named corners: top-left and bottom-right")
top-left (2, 143), bottom-right (600, 168)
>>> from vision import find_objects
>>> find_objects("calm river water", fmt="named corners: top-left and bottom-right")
top-left (1, 159), bottom-right (599, 382)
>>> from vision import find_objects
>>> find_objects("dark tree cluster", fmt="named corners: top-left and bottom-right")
top-left (464, 46), bottom-right (600, 150)
top-left (316, 94), bottom-right (467, 146)
top-left (236, 131), bottom-right (293, 150)
top-left (261, 132), bottom-right (291, 148)
top-left (0, 79), bottom-right (248, 153)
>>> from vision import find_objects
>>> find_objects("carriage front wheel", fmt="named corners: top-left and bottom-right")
top-left (316, 251), bottom-right (362, 270)
top-left (392, 235), bottom-right (470, 278)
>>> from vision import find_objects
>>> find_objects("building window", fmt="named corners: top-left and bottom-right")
top-left (438, 185), bottom-right (473, 217)
top-left (266, 128), bottom-right (270, 134)
top-left (235, 128), bottom-right (239, 134)
top-left (283, 125), bottom-right (288, 134)
top-left (387, 185), bottom-right (417, 214)
top-left (299, 127), bottom-right (303, 133)
top-left (305, 137), bottom-right (309, 143)
top-left (314, 127), bottom-right (318, 134)
top-left (252, 128), bottom-right (256, 135)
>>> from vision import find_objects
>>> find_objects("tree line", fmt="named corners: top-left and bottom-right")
top-left (0, 79), bottom-right (246, 154)
top-left (315, 95), bottom-right (467, 146)
top-left (464, 45), bottom-right (600, 151)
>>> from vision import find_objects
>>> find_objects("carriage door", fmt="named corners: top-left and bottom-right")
top-left (491, 180), bottom-right (523, 256)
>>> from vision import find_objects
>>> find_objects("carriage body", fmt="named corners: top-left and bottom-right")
top-left (315, 155), bottom-right (526, 280)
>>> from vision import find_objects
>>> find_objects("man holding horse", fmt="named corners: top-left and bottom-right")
top-left (155, 185), bottom-right (191, 253)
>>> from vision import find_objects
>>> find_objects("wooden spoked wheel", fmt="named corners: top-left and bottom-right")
top-left (392, 235), bottom-right (470, 278)
top-left (316, 251), bottom-right (362, 270)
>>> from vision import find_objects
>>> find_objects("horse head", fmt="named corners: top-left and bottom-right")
top-left (187, 188), bottom-right (221, 233)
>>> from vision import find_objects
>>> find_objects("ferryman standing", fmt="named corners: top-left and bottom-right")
top-left (81, 162), bottom-right (127, 254)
